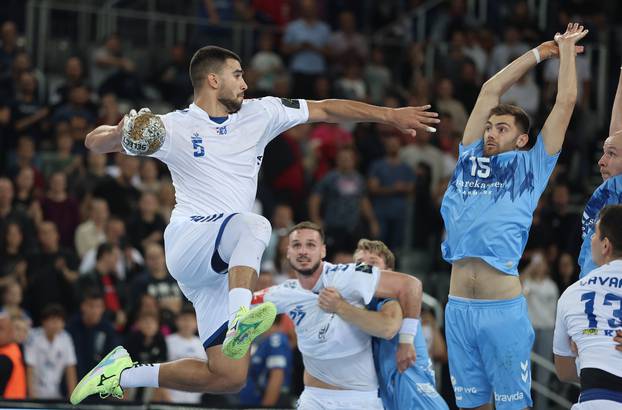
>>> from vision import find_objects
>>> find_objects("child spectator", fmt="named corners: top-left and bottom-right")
top-left (24, 304), bottom-right (77, 399)
top-left (165, 305), bottom-right (205, 404)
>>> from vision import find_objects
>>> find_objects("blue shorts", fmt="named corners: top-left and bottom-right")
top-left (385, 365), bottom-right (449, 410)
top-left (445, 295), bottom-right (534, 410)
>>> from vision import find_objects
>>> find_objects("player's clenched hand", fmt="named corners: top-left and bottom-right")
top-left (396, 342), bottom-right (417, 372)
top-left (387, 105), bottom-right (440, 138)
top-left (614, 330), bottom-right (622, 352)
top-left (318, 287), bottom-right (345, 314)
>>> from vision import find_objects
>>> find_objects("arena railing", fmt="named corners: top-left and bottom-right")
top-left (530, 350), bottom-right (580, 410)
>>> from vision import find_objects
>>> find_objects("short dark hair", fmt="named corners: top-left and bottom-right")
top-left (80, 287), bottom-right (104, 303)
top-left (179, 304), bottom-right (196, 317)
top-left (189, 46), bottom-right (241, 90)
top-left (288, 221), bottom-right (325, 243)
top-left (96, 242), bottom-right (115, 261)
top-left (598, 205), bottom-right (622, 257)
top-left (488, 104), bottom-right (531, 135)
top-left (40, 304), bottom-right (66, 321)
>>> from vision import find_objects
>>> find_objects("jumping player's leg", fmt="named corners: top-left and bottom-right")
top-left (215, 213), bottom-right (276, 358)
top-left (70, 213), bottom-right (275, 404)
top-left (155, 344), bottom-right (250, 392)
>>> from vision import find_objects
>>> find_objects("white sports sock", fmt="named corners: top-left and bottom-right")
top-left (228, 288), bottom-right (252, 324)
top-left (119, 363), bottom-right (160, 388)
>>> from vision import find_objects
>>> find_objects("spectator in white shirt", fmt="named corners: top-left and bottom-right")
top-left (250, 31), bottom-right (285, 93)
top-left (522, 251), bottom-right (559, 410)
top-left (25, 304), bottom-right (77, 399)
top-left (165, 305), bottom-right (205, 403)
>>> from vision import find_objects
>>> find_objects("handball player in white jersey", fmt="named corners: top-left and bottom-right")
top-left (70, 46), bottom-right (439, 405)
top-left (554, 205), bottom-right (622, 409)
top-left (252, 222), bottom-right (424, 410)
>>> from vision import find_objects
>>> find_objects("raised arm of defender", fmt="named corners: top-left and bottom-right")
top-left (609, 65), bottom-right (622, 136)
top-left (307, 100), bottom-right (439, 137)
top-left (541, 23), bottom-right (588, 155)
top-left (462, 22), bottom-right (586, 148)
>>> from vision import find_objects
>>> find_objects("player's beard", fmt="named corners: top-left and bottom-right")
top-left (218, 96), bottom-right (242, 114)
top-left (293, 260), bottom-right (321, 277)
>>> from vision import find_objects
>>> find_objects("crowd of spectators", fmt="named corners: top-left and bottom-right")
top-left (0, 0), bottom-right (621, 407)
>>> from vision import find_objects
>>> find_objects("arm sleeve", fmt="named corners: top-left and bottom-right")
top-left (0, 355), bottom-right (13, 395)
top-left (458, 138), bottom-right (484, 156)
top-left (64, 333), bottom-right (78, 366)
top-left (260, 96), bottom-right (309, 144)
top-left (530, 132), bottom-right (561, 189)
top-left (255, 285), bottom-right (289, 314)
top-left (552, 296), bottom-right (575, 357)
top-left (334, 263), bottom-right (381, 304)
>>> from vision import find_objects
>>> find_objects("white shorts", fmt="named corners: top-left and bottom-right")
top-left (572, 400), bottom-right (622, 409)
top-left (297, 387), bottom-right (383, 410)
top-left (163, 212), bottom-right (238, 349)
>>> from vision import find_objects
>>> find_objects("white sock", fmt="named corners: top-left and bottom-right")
top-left (228, 288), bottom-right (252, 324)
top-left (119, 363), bottom-right (160, 388)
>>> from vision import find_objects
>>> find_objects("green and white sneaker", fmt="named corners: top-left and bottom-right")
top-left (70, 346), bottom-right (134, 405)
top-left (222, 302), bottom-right (277, 359)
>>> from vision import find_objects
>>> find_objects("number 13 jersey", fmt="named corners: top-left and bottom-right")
top-left (440, 134), bottom-right (559, 275)
top-left (553, 259), bottom-right (622, 377)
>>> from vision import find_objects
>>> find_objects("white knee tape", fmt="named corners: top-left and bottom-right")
top-left (239, 213), bottom-right (272, 247)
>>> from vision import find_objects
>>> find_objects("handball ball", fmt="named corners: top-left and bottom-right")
top-left (121, 109), bottom-right (166, 156)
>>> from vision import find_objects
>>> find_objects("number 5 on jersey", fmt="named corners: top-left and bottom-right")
top-left (192, 133), bottom-right (205, 157)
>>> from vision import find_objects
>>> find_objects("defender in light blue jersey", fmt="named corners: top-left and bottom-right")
top-left (318, 239), bottom-right (449, 410)
top-left (578, 67), bottom-right (622, 278)
top-left (441, 24), bottom-right (588, 410)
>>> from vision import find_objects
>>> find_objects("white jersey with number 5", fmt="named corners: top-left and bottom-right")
top-left (553, 259), bottom-right (622, 377)
top-left (143, 97), bottom-right (309, 220)
top-left (255, 262), bottom-right (381, 390)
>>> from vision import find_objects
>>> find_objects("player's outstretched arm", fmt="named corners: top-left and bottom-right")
top-left (541, 23), bottom-right (588, 155)
top-left (306, 100), bottom-right (439, 138)
top-left (609, 65), bottom-right (622, 136)
top-left (462, 38), bottom-right (575, 146)
top-left (84, 117), bottom-right (123, 154)
top-left (318, 288), bottom-right (403, 339)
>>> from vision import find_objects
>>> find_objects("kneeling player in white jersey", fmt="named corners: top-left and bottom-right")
top-left (253, 222), bottom-right (424, 410)
top-left (554, 205), bottom-right (622, 409)
top-left (317, 239), bottom-right (449, 410)
top-left (70, 45), bottom-right (439, 405)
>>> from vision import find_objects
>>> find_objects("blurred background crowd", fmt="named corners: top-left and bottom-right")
top-left (0, 0), bottom-right (621, 408)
